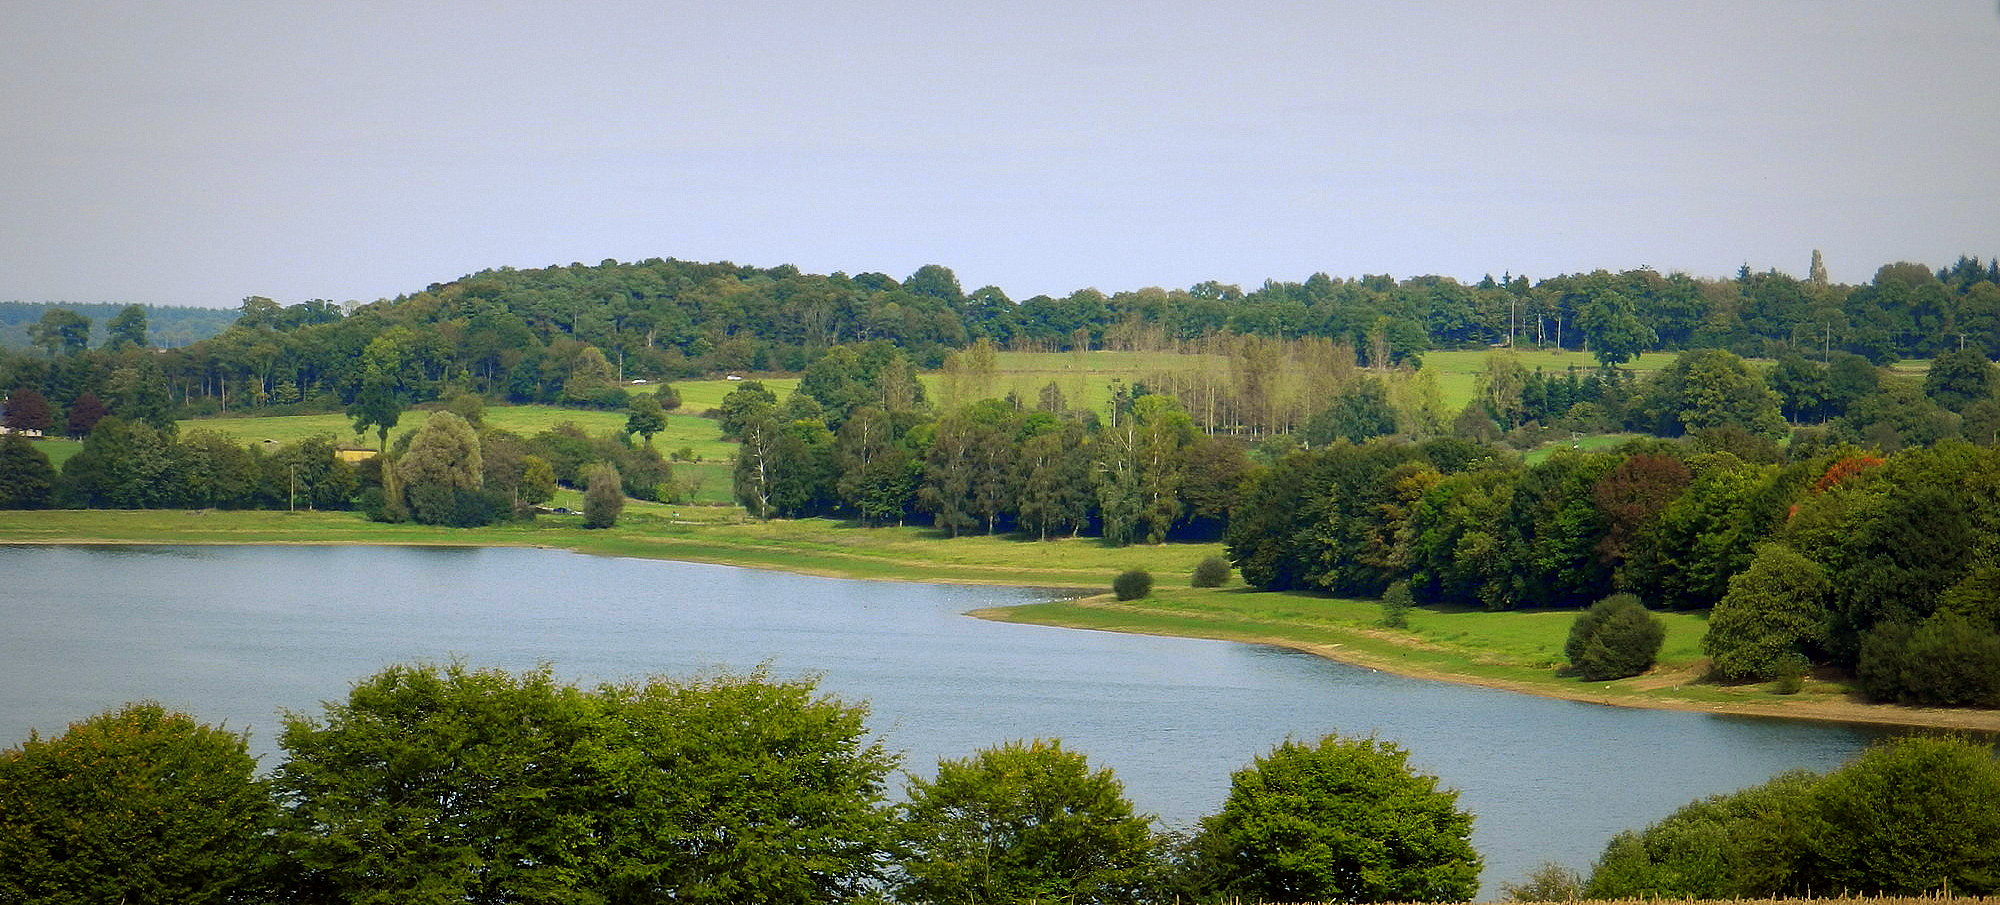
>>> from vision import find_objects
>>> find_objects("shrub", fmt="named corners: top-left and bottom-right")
top-left (1191, 556), bottom-right (1231, 588)
top-left (1502, 861), bottom-right (1583, 902)
top-left (1113, 569), bottom-right (1153, 601)
top-left (1565, 593), bottom-right (1665, 681)
top-left (1380, 579), bottom-right (1414, 629)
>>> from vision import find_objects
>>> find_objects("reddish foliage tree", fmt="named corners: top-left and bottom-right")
top-left (66, 392), bottom-right (108, 437)
top-left (1811, 454), bottom-right (1886, 495)
top-left (3, 388), bottom-right (53, 432)
top-left (1591, 453), bottom-right (1694, 566)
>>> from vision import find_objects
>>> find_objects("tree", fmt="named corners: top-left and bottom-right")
top-left (1192, 555), bottom-right (1231, 588)
top-left (1191, 734), bottom-right (1481, 903)
top-left (1922, 346), bottom-right (1996, 412)
top-left (59, 417), bottom-right (176, 508)
top-left (1703, 543), bottom-right (1830, 680)
top-left (0, 434), bottom-right (57, 509)
top-left (624, 393), bottom-right (667, 446)
top-left (1380, 578), bottom-right (1414, 629)
top-left (1113, 569), bottom-right (1153, 600)
top-left (28, 308), bottom-right (90, 357)
top-left (893, 740), bottom-right (1160, 905)
top-left (583, 461), bottom-right (624, 528)
top-left (3, 387), bottom-right (53, 433)
top-left (1565, 593), bottom-right (1665, 680)
top-left (0, 702), bottom-right (279, 905)
top-left (717, 380), bottom-right (778, 440)
top-left (347, 379), bottom-right (402, 451)
top-left (103, 304), bottom-right (150, 350)
top-left (275, 663), bottom-right (895, 905)
top-left (65, 392), bottom-right (107, 437)
top-left (395, 411), bottom-right (484, 525)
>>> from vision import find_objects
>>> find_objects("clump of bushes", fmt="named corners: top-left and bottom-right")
top-left (1113, 569), bottom-right (1153, 601)
top-left (1565, 593), bottom-right (1665, 681)
top-left (1191, 556), bottom-right (1231, 588)
top-left (1857, 611), bottom-right (2000, 707)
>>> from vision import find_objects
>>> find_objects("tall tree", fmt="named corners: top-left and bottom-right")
top-left (28, 308), bottom-right (91, 357)
top-left (103, 304), bottom-right (150, 350)
top-left (0, 434), bottom-right (57, 509)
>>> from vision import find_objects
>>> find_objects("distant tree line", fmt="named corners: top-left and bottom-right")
top-left (0, 301), bottom-right (235, 350)
top-left (0, 402), bottom-right (669, 529)
top-left (3, 253), bottom-right (1997, 433)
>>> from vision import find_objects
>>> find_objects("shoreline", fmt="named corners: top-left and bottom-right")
top-left (5, 514), bottom-right (1998, 733)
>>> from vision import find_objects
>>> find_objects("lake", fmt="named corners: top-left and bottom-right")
top-left (0, 543), bottom-right (1886, 896)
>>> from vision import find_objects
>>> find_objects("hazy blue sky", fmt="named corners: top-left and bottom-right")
top-left (5, 1), bottom-right (1997, 307)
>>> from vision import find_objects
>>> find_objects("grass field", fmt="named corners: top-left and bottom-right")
top-left (180, 405), bottom-right (735, 462)
top-left (25, 437), bottom-right (81, 469)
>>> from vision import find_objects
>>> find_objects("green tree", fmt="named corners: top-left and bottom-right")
top-left (0, 702), bottom-right (279, 905)
top-left (1565, 593), bottom-right (1665, 680)
top-left (347, 379), bottom-right (402, 451)
top-left (59, 417), bottom-right (177, 508)
top-left (1380, 578), bottom-right (1415, 629)
top-left (623, 393), bottom-right (667, 446)
top-left (105, 359), bottom-right (176, 429)
top-left (0, 434), bottom-right (57, 509)
top-left (1703, 543), bottom-right (1830, 680)
top-left (717, 380), bottom-right (778, 439)
top-left (103, 304), bottom-right (150, 350)
top-left (276, 663), bottom-right (894, 905)
top-left (28, 308), bottom-right (91, 357)
top-left (1191, 734), bottom-right (1481, 903)
top-left (893, 740), bottom-right (1161, 905)
top-left (582, 461), bottom-right (624, 528)
top-left (395, 411), bottom-right (484, 525)
top-left (1922, 346), bottom-right (1996, 412)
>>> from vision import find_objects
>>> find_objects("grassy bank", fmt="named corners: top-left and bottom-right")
top-left (978, 586), bottom-right (2000, 732)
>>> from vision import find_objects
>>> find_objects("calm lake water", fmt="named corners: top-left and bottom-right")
top-left (0, 544), bottom-right (1887, 896)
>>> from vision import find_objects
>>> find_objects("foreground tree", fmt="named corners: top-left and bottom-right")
top-left (0, 702), bottom-right (279, 905)
top-left (1190, 734), bottom-right (1481, 903)
top-left (894, 740), bottom-right (1161, 905)
top-left (276, 663), bottom-right (895, 905)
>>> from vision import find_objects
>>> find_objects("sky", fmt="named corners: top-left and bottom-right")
top-left (4, 1), bottom-right (1997, 308)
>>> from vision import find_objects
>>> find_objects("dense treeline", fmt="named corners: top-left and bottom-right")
top-left (2, 253), bottom-right (1997, 432)
top-left (5, 666), bottom-right (1994, 904)
top-left (1224, 432), bottom-right (2000, 706)
top-left (0, 664), bottom-right (1481, 905)
top-left (0, 403), bottom-right (672, 528)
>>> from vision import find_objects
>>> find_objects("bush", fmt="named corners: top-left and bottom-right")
top-left (1502, 861), bottom-right (1583, 902)
top-left (1191, 556), bottom-right (1231, 588)
top-left (1857, 612), bottom-right (2000, 707)
top-left (894, 740), bottom-right (1161, 905)
top-left (1189, 734), bottom-right (1481, 903)
top-left (1583, 770), bottom-right (1820, 899)
top-left (1380, 579), bottom-right (1414, 629)
top-left (1113, 569), bottom-right (1153, 601)
top-left (1565, 593), bottom-right (1665, 681)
